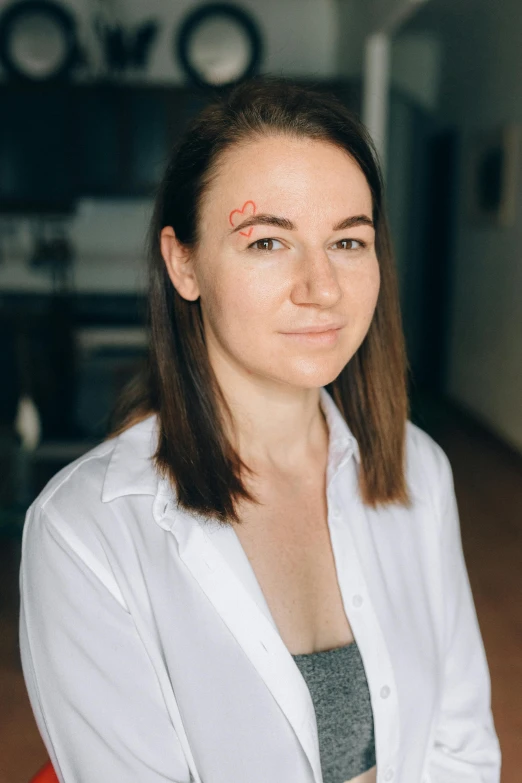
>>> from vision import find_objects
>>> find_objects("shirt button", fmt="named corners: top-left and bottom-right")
top-left (352, 594), bottom-right (363, 608)
top-left (331, 505), bottom-right (341, 518)
top-left (383, 767), bottom-right (394, 781)
top-left (380, 685), bottom-right (391, 699)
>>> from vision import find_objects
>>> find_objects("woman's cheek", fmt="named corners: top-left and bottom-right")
top-left (230, 269), bottom-right (282, 316)
top-left (346, 260), bottom-right (380, 312)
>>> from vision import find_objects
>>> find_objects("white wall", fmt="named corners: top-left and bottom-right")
top-left (336, 0), bottom-right (367, 78)
top-left (415, 0), bottom-right (522, 454)
top-left (391, 33), bottom-right (440, 112)
top-left (336, 0), bottom-right (440, 109)
top-left (364, 0), bottom-right (429, 32)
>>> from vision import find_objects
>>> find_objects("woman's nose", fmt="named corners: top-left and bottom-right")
top-left (290, 249), bottom-right (342, 306)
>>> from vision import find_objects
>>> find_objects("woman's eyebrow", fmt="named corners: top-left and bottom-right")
top-left (229, 214), bottom-right (293, 234)
top-left (333, 214), bottom-right (374, 231)
top-left (228, 213), bottom-right (374, 235)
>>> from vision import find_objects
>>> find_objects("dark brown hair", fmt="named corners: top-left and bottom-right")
top-left (109, 75), bottom-right (411, 523)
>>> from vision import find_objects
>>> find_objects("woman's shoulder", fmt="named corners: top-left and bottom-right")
top-left (404, 418), bottom-right (453, 506)
top-left (20, 419), bottom-right (160, 613)
top-left (405, 418), bottom-right (449, 466)
top-left (27, 414), bottom-right (159, 527)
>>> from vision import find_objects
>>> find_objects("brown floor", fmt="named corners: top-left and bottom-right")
top-left (0, 391), bottom-right (520, 782)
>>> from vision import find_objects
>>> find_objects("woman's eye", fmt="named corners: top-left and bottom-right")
top-left (334, 238), bottom-right (365, 251)
top-left (249, 238), bottom-right (284, 252)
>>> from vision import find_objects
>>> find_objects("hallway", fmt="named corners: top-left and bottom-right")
top-left (0, 390), bottom-right (520, 782)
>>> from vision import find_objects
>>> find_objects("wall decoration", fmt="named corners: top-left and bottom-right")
top-left (175, 2), bottom-right (263, 89)
top-left (466, 123), bottom-right (521, 227)
top-left (0, 0), bottom-right (81, 81)
top-left (93, 18), bottom-right (159, 76)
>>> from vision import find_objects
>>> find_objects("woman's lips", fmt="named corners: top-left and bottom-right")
top-left (281, 327), bottom-right (342, 345)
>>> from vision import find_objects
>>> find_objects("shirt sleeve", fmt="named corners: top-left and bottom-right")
top-left (425, 447), bottom-right (502, 783)
top-left (19, 499), bottom-right (192, 783)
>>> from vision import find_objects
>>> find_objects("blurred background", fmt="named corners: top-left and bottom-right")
top-left (0, 0), bottom-right (520, 780)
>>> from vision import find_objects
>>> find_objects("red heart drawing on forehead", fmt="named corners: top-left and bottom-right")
top-left (229, 200), bottom-right (256, 237)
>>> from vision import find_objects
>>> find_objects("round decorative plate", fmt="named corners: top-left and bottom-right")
top-left (0, 0), bottom-right (79, 81)
top-left (175, 2), bottom-right (263, 89)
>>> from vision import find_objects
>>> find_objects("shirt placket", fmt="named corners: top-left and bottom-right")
top-left (326, 452), bottom-right (401, 783)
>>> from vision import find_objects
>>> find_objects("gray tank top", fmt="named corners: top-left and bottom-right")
top-left (291, 640), bottom-right (376, 783)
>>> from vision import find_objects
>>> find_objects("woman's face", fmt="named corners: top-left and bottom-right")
top-left (164, 135), bottom-right (380, 391)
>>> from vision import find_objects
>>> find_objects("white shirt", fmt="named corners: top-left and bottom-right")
top-left (19, 387), bottom-right (501, 783)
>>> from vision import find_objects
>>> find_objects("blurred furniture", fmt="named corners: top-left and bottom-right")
top-left (0, 293), bottom-right (147, 536)
top-left (29, 761), bottom-right (59, 783)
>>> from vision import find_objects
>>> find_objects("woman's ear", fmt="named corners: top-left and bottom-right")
top-left (160, 226), bottom-right (200, 301)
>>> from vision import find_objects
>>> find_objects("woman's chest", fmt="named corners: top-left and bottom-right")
top-left (231, 482), bottom-right (355, 655)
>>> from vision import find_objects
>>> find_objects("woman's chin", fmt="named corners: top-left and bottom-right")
top-left (266, 361), bottom-right (347, 390)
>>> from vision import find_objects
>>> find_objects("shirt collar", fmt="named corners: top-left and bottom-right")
top-left (101, 386), bottom-right (360, 505)
top-left (319, 385), bottom-right (361, 474)
top-left (101, 414), bottom-right (160, 502)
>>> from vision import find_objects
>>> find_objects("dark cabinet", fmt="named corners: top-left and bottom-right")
top-left (72, 88), bottom-right (122, 196)
top-left (0, 85), bottom-right (76, 212)
top-left (0, 84), bottom-right (210, 209)
top-left (69, 87), bottom-right (209, 197)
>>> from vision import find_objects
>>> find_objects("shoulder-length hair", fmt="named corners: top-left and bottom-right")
top-left (109, 75), bottom-right (411, 524)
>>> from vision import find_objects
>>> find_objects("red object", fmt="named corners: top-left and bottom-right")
top-left (30, 762), bottom-right (59, 783)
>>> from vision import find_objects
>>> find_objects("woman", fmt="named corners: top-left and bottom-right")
top-left (19, 77), bottom-right (501, 783)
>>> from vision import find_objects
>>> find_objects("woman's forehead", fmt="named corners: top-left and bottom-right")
top-left (216, 134), bottom-right (364, 176)
top-left (205, 135), bottom-right (372, 215)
